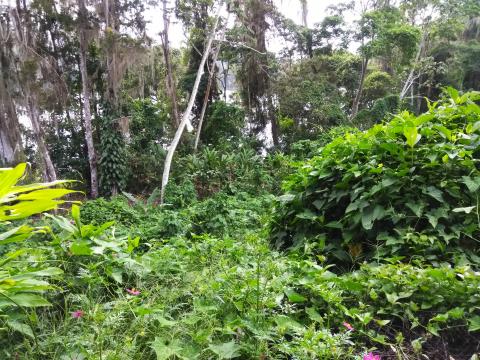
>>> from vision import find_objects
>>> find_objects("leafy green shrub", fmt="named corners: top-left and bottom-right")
top-left (175, 147), bottom-right (280, 198)
top-left (134, 209), bottom-right (192, 241)
top-left (289, 126), bottom-right (359, 159)
top-left (355, 94), bottom-right (400, 128)
top-left (80, 196), bottom-right (141, 226)
top-left (46, 205), bottom-right (141, 293)
top-left (271, 89), bottom-right (480, 264)
top-left (80, 195), bottom-right (192, 241)
top-left (201, 101), bottom-right (245, 148)
top-left (163, 179), bottom-right (198, 208)
top-left (188, 192), bottom-right (274, 237)
top-left (362, 70), bottom-right (394, 104)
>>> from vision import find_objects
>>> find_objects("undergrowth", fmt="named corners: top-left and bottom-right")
top-left (1, 90), bottom-right (480, 359)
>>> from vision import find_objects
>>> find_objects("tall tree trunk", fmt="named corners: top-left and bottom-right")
top-left (27, 94), bottom-right (56, 181)
top-left (160, 0), bottom-right (180, 127)
top-left (105, 0), bottom-right (120, 111)
top-left (78, 0), bottom-right (99, 198)
top-left (13, 0), bottom-right (55, 180)
top-left (193, 54), bottom-right (218, 152)
top-left (351, 57), bottom-right (369, 119)
top-left (0, 54), bottom-right (24, 166)
top-left (300, 0), bottom-right (308, 27)
top-left (161, 3), bottom-right (223, 204)
top-left (194, 13), bottom-right (230, 152)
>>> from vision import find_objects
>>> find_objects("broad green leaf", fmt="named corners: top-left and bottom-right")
top-left (12, 267), bottom-right (63, 279)
top-left (278, 194), bottom-right (295, 203)
top-left (312, 199), bottom-right (325, 210)
top-left (411, 338), bottom-right (423, 353)
top-left (306, 307), bottom-right (323, 323)
top-left (362, 206), bottom-right (375, 230)
top-left (404, 125), bottom-right (421, 148)
top-left (274, 315), bottom-right (304, 333)
top-left (427, 322), bottom-right (440, 336)
top-left (423, 186), bottom-right (443, 203)
top-left (406, 202), bottom-right (423, 217)
top-left (71, 205), bottom-right (81, 226)
top-left (0, 293), bottom-right (51, 308)
top-left (0, 225), bottom-right (33, 244)
top-left (153, 314), bottom-right (177, 327)
top-left (0, 163), bottom-right (78, 221)
top-left (361, 205), bottom-right (384, 230)
top-left (208, 341), bottom-right (241, 359)
top-left (6, 321), bottom-right (34, 338)
top-left (0, 249), bottom-right (26, 267)
top-left (426, 213), bottom-right (439, 228)
top-left (462, 176), bottom-right (480, 193)
top-left (468, 316), bottom-right (480, 332)
top-left (284, 289), bottom-right (307, 303)
top-left (70, 240), bottom-right (93, 256)
top-left (434, 125), bottom-right (452, 140)
top-left (0, 163), bottom-right (27, 198)
top-left (151, 337), bottom-right (186, 360)
top-left (110, 269), bottom-right (123, 284)
top-left (296, 210), bottom-right (317, 220)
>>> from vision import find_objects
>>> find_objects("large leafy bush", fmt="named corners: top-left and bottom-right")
top-left (0, 163), bottom-right (75, 337)
top-left (271, 89), bottom-right (480, 264)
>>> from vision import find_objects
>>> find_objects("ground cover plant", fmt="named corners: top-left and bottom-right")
top-left (2, 0), bottom-right (480, 357)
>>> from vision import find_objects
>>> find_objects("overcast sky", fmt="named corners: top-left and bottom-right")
top-left (145, 0), bottom-right (345, 51)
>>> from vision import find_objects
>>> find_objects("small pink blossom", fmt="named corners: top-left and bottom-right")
top-left (342, 321), bottom-right (354, 331)
top-left (126, 288), bottom-right (140, 296)
top-left (363, 352), bottom-right (381, 360)
top-left (71, 310), bottom-right (84, 319)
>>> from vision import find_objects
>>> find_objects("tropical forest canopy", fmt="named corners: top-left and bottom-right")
top-left (0, 0), bottom-right (480, 359)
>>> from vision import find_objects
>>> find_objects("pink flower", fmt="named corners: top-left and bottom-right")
top-left (71, 310), bottom-right (84, 319)
top-left (342, 321), bottom-right (354, 331)
top-left (363, 353), bottom-right (381, 360)
top-left (126, 288), bottom-right (140, 296)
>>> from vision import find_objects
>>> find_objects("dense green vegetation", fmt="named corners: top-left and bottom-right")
top-left (1, 0), bottom-right (480, 359)
top-left (1, 91), bottom-right (479, 359)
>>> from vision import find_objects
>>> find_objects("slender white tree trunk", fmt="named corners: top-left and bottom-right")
top-left (194, 12), bottom-right (230, 152)
top-left (400, 33), bottom-right (426, 101)
top-left (160, 3), bottom-right (224, 204)
top-left (78, 0), bottom-right (99, 198)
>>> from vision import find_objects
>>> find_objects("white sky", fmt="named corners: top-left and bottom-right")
top-left (145, 0), bottom-right (343, 50)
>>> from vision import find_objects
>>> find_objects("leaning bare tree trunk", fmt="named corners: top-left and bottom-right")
top-left (351, 57), bottom-right (369, 120)
top-left (160, 0), bottom-right (180, 126)
top-left (27, 94), bottom-right (57, 182)
top-left (78, 0), bottom-right (98, 198)
top-left (160, 3), bottom-right (223, 204)
top-left (194, 13), bottom-right (230, 152)
top-left (400, 33), bottom-right (426, 101)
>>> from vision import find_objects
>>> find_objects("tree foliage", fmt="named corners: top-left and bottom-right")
top-left (271, 89), bottom-right (480, 266)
